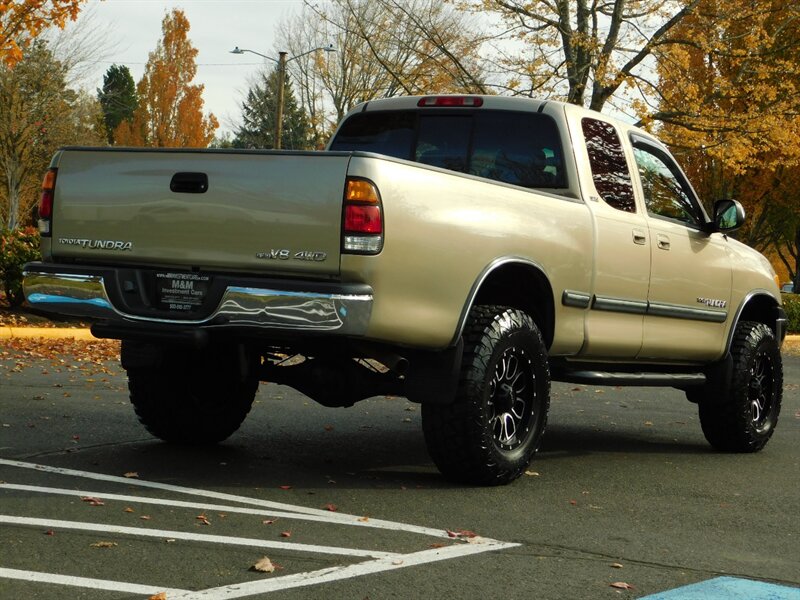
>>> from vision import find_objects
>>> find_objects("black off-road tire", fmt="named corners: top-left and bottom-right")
top-left (126, 345), bottom-right (259, 444)
top-left (422, 305), bottom-right (550, 486)
top-left (698, 321), bottom-right (782, 452)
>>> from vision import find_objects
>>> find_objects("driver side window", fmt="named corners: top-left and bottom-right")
top-left (633, 145), bottom-right (703, 227)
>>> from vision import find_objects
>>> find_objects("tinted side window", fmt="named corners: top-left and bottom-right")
top-left (633, 146), bottom-right (703, 226)
top-left (581, 118), bottom-right (635, 212)
top-left (329, 111), bottom-right (415, 159)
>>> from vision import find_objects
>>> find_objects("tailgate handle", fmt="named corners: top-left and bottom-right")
top-left (170, 172), bottom-right (208, 194)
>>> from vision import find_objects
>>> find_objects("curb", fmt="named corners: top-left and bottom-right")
top-left (1, 326), bottom-right (798, 344)
top-left (0, 326), bottom-right (97, 341)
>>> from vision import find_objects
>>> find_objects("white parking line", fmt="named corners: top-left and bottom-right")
top-left (0, 459), bottom-right (521, 596)
top-left (0, 567), bottom-right (188, 596)
top-left (168, 541), bottom-right (519, 599)
top-left (0, 515), bottom-right (398, 559)
top-left (0, 483), bottom-right (420, 530)
top-left (0, 458), bottom-right (448, 537)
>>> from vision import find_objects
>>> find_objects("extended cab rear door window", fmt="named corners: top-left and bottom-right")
top-left (582, 118), bottom-right (636, 213)
top-left (331, 109), bottom-right (567, 190)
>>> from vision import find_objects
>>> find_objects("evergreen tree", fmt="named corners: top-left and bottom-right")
top-left (97, 64), bottom-right (137, 144)
top-left (234, 68), bottom-right (311, 150)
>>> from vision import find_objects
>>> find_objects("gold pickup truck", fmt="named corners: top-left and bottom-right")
top-left (23, 95), bottom-right (787, 485)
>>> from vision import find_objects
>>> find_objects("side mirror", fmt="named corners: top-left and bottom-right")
top-left (711, 199), bottom-right (745, 233)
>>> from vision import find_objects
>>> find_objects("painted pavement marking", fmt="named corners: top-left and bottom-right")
top-left (0, 459), bottom-right (519, 597)
top-left (0, 515), bottom-right (399, 559)
top-left (0, 458), bottom-right (447, 537)
top-left (0, 482), bottom-right (434, 529)
top-left (0, 568), bottom-right (189, 596)
top-left (641, 576), bottom-right (800, 600)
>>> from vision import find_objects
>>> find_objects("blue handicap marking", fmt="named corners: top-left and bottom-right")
top-left (641, 577), bottom-right (800, 600)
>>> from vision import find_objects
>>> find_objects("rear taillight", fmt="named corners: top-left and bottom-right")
top-left (343, 177), bottom-right (383, 254)
top-left (417, 96), bottom-right (484, 107)
top-left (38, 168), bottom-right (57, 236)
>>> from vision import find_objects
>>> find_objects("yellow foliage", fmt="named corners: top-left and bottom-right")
top-left (0, 0), bottom-right (86, 67)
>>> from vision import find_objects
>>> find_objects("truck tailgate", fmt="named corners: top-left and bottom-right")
top-left (50, 149), bottom-right (349, 276)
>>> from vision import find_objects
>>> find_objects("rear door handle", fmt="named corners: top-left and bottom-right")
top-left (657, 234), bottom-right (671, 250)
top-left (632, 229), bottom-right (647, 245)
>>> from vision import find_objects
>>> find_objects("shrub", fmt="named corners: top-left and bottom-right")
top-left (0, 227), bottom-right (41, 307)
top-left (783, 293), bottom-right (800, 333)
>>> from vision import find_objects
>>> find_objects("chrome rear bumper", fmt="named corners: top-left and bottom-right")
top-left (23, 269), bottom-right (372, 336)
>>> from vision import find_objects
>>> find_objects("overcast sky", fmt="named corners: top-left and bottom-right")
top-left (75, 0), bottom-right (308, 136)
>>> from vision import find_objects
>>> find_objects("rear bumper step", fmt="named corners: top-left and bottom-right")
top-left (22, 264), bottom-right (372, 336)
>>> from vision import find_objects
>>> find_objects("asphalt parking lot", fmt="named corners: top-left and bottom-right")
top-left (1, 343), bottom-right (799, 599)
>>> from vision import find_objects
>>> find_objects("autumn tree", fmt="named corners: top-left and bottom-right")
top-left (454, 0), bottom-right (710, 111)
top-left (0, 40), bottom-right (104, 229)
top-left (276, 0), bottom-right (487, 143)
top-left (115, 9), bottom-right (217, 147)
top-left (234, 69), bottom-right (312, 150)
top-left (97, 64), bottom-right (137, 144)
top-left (0, 0), bottom-right (86, 67)
top-left (652, 1), bottom-right (800, 285)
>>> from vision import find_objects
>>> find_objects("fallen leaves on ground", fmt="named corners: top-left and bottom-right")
top-left (90, 541), bottom-right (117, 548)
top-left (148, 593), bottom-right (167, 600)
top-left (262, 519), bottom-right (277, 525)
top-left (280, 531), bottom-right (292, 538)
top-left (196, 514), bottom-right (211, 526)
top-left (446, 529), bottom-right (478, 539)
top-left (80, 496), bottom-right (104, 507)
top-left (610, 581), bottom-right (635, 590)
top-left (610, 562), bottom-right (624, 569)
top-left (251, 556), bottom-right (283, 573)
top-left (324, 503), bottom-right (338, 512)
top-left (123, 472), bottom-right (139, 478)
top-left (2, 337), bottom-right (120, 364)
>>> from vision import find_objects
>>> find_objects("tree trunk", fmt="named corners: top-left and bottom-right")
top-left (4, 158), bottom-right (22, 231)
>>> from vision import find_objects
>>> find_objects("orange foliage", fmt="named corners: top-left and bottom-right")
top-left (0, 0), bottom-right (86, 67)
top-left (114, 9), bottom-right (217, 147)
top-left (653, 0), bottom-right (800, 275)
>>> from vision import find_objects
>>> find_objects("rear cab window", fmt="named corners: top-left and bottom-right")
top-left (330, 109), bottom-right (567, 190)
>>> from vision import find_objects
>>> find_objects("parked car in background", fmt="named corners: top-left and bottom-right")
top-left (781, 282), bottom-right (795, 294)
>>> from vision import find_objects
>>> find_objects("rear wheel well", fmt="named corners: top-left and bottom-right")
top-left (469, 262), bottom-right (555, 348)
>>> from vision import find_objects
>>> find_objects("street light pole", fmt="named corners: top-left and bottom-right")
top-left (230, 45), bottom-right (336, 150)
top-left (275, 51), bottom-right (287, 150)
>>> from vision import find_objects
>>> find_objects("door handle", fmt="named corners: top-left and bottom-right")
top-left (657, 234), bottom-right (670, 250)
top-left (170, 172), bottom-right (208, 194)
top-left (632, 229), bottom-right (647, 245)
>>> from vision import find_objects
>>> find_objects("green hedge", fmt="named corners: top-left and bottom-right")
top-left (783, 293), bottom-right (800, 333)
top-left (0, 227), bottom-right (41, 307)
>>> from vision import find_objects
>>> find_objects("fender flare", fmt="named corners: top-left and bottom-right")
top-left (449, 256), bottom-right (553, 347)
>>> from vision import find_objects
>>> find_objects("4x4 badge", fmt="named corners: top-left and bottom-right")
top-left (697, 297), bottom-right (727, 309)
